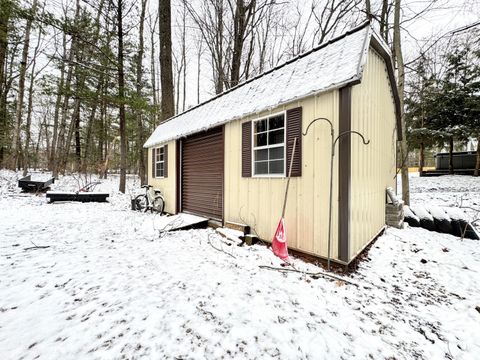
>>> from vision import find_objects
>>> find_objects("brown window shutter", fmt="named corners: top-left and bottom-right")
top-left (151, 148), bottom-right (156, 178)
top-left (242, 121), bottom-right (252, 177)
top-left (286, 107), bottom-right (302, 177)
top-left (163, 144), bottom-right (168, 178)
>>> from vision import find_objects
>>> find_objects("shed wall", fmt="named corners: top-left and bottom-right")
top-left (224, 92), bottom-right (341, 259)
top-left (147, 140), bottom-right (177, 214)
top-left (349, 48), bottom-right (397, 260)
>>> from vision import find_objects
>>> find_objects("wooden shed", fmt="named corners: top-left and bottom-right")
top-left (144, 23), bottom-right (401, 265)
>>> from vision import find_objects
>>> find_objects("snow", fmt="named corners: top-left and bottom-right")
top-left (1, 170), bottom-right (480, 359)
top-left (444, 206), bottom-right (469, 221)
top-left (144, 24), bottom-right (372, 148)
top-left (408, 174), bottom-right (480, 224)
top-left (427, 205), bottom-right (450, 221)
top-left (215, 227), bottom-right (244, 243)
top-left (154, 213), bottom-right (208, 232)
top-left (404, 205), bottom-right (420, 222)
top-left (410, 204), bottom-right (434, 221)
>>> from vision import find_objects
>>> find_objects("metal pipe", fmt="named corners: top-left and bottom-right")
top-left (303, 118), bottom-right (334, 270)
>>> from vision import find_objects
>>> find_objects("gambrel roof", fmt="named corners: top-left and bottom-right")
top-left (145, 22), bottom-right (400, 148)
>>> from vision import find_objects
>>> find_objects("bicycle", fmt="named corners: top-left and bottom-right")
top-left (134, 185), bottom-right (165, 214)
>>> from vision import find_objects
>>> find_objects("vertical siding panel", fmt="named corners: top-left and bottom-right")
top-left (349, 48), bottom-right (397, 259)
top-left (222, 94), bottom-right (339, 259)
top-left (147, 140), bottom-right (177, 214)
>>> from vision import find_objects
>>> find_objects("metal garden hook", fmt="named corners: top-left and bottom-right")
top-left (303, 118), bottom-right (370, 271)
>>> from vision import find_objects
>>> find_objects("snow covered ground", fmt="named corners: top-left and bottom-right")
top-left (1, 170), bottom-right (479, 359)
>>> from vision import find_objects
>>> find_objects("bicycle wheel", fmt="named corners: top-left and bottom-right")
top-left (152, 195), bottom-right (165, 214)
top-left (134, 194), bottom-right (148, 212)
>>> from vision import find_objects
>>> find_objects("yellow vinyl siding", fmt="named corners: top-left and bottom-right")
top-left (224, 92), bottom-right (340, 260)
top-left (349, 48), bottom-right (397, 259)
top-left (147, 140), bottom-right (177, 214)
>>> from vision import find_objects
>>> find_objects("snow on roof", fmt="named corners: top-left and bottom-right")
top-left (144, 23), bottom-right (372, 148)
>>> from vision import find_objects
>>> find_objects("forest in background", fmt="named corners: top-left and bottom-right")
top-left (0, 0), bottom-right (479, 196)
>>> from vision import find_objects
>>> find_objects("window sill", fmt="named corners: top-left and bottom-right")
top-left (252, 174), bottom-right (286, 179)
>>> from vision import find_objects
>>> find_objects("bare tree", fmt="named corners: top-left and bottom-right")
top-left (393, 0), bottom-right (410, 205)
top-left (229, 0), bottom-right (257, 87)
top-left (195, 31), bottom-right (204, 104)
top-left (117, 0), bottom-right (127, 193)
top-left (135, 0), bottom-right (148, 185)
top-left (11, 0), bottom-right (38, 170)
top-left (147, 10), bottom-right (159, 126)
top-left (159, 0), bottom-right (174, 120)
top-left (186, 0), bottom-right (228, 94)
top-left (0, 0), bottom-right (13, 165)
top-left (311, 0), bottom-right (363, 45)
top-left (23, 18), bottom-right (45, 176)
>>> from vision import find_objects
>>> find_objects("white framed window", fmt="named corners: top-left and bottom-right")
top-left (252, 112), bottom-right (286, 176)
top-left (155, 146), bottom-right (165, 178)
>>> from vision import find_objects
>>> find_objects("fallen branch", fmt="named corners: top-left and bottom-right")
top-left (24, 245), bottom-right (50, 251)
top-left (207, 233), bottom-right (236, 259)
top-left (259, 265), bottom-right (358, 287)
top-left (24, 240), bottom-right (50, 251)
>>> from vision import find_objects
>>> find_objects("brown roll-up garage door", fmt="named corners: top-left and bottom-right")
top-left (181, 126), bottom-right (224, 220)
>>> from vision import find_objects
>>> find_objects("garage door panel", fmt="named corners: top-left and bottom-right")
top-left (182, 126), bottom-right (224, 220)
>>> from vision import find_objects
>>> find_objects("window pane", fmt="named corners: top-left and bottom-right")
top-left (254, 119), bottom-right (267, 133)
top-left (254, 161), bottom-right (268, 175)
top-left (269, 160), bottom-right (284, 174)
top-left (155, 162), bottom-right (164, 177)
top-left (159, 147), bottom-right (164, 155)
top-left (268, 129), bottom-right (284, 145)
top-left (269, 115), bottom-right (284, 130)
top-left (160, 153), bottom-right (164, 161)
top-left (255, 133), bottom-right (267, 147)
top-left (255, 149), bottom-right (268, 161)
top-left (269, 147), bottom-right (284, 160)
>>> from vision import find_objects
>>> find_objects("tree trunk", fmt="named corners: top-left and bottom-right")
top-left (380, 0), bottom-right (388, 43)
top-left (0, 0), bottom-right (12, 165)
top-left (419, 142), bottom-right (424, 174)
top-left (182, 1), bottom-right (186, 112)
top-left (159, 0), bottom-right (174, 121)
top-left (11, 0), bottom-right (38, 170)
top-left (22, 61), bottom-right (35, 176)
top-left (150, 13), bottom-right (159, 127)
top-left (49, 33), bottom-right (67, 172)
top-left (54, 24), bottom-right (77, 177)
top-left (230, 0), bottom-right (247, 87)
top-left (83, 79), bottom-right (102, 170)
top-left (136, 0), bottom-right (147, 185)
top-left (74, 97), bottom-right (82, 169)
top-left (118, 0), bottom-right (127, 193)
top-left (448, 136), bottom-right (454, 175)
top-left (365, 0), bottom-right (372, 20)
top-left (197, 37), bottom-right (202, 104)
top-left (474, 136), bottom-right (480, 177)
top-left (216, 0), bottom-right (224, 94)
top-left (23, 24), bottom-right (43, 176)
top-left (393, 0), bottom-right (410, 205)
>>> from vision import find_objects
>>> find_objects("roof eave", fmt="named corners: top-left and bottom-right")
top-left (143, 76), bottom-right (363, 149)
